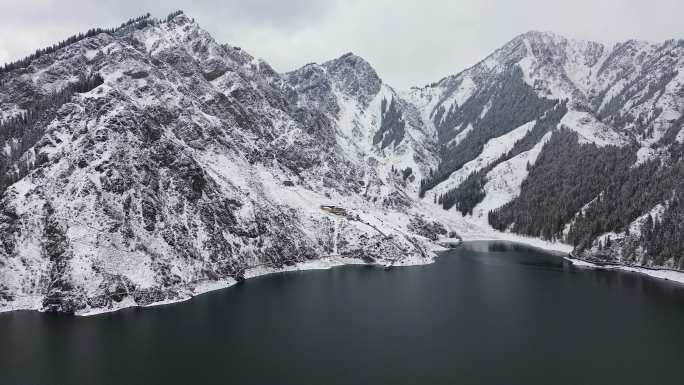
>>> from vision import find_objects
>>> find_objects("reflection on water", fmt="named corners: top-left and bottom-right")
top-left (465, 240), bottom-right (557, 254)
top-left (1, 241), bottom-right (684, 385)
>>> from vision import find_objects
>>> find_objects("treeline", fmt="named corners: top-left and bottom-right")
top-left (644, 190), bottom-right (684, 266)
top-left (596, 68), bottom-right (678, 133)
top-left (488, 128), bottom-right (636, 241)
top-left (1, 14), bottom-right (152, 74)
top-left (165, 10), bottom-right (185, 22)
top-left (438, 101), bottom-right (568, 214)
top-left (373, 97), bottom-right (406, 149)
top-left (657, 113), bottom-right (684, 159)
top-left (485, 98), bottom-right (684, 265)
top-left (419, 67), bottom-right (555, 197)
top-left (0, 74), bottom-right (104, 191)
top-left (566, 156), bottom-right (684, 253)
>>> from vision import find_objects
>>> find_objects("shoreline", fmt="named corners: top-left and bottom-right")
top-left (79, 234), bottom-right (569, 318)
top-left (564, 255), bottom-right (684, 286)
top-left (2, 235), bottom-right (683, 317)
top-left (0, 254), bottom-right (437, 318)
top-left (75, 257), bottom-right (396, 317)
top-left (461, 230), bottom-right (684, 286)
top-left (458, 234), bottom-right (573, 255)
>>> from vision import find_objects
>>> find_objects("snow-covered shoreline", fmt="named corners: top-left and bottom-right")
top-left (0, 254), bottom-right (436, 317)
top-left (457, 226), bottom-right (574, 255)
top-left (2, 233), bottom-right (682, 317)
top-left (468, 230), bottom-right (684, 286)
top-left (564, 256), bottom-right (684, 285)
top-left (457, 231), bottom-right (684, 286)
top-left (78, 254), bottom-right (440, 317)
top-left (0, 231), bottom-right (573, 318)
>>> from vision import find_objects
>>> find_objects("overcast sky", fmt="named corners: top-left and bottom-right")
top-left (1, 0), bottom-right (683, 88)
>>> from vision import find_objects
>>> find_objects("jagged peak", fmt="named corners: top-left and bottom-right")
top-left (321, 52), bottom-right (382, 103)
top-left (329, 52), bottom-right (365, 64)
top-left (517, 30), bottom-right (564, 40)
top-left (164, 10), bottom-right (185, 22)
top-left (611, 38), bottom-right (657, 51)
top-left (284, 61), bottom-right (327, 83)
top-left (282, 51), bottom-right (382, 109)
top-left (501, 30), bottom-right (613, 61)
top-left (425, 30), bottom-right (636, 90)
top-left (163, 10), bottom-right (198, 28)
top-left (322, 52), bottom-right (381, 82)
top-left (323, 52), bottom-right (375, 72)
top-left (513, 30), bottom-right (603, 46)
top-left (515, 30), bottom-right (676, 51)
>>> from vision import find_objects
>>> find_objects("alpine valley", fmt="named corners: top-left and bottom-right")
top-left (1, 11), bottom-right (683, 315)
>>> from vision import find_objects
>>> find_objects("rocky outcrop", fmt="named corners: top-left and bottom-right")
top-left (0, 12), bottom-right (445, 315)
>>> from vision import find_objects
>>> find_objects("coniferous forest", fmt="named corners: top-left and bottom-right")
top-left (438, 101), bottom-right (568, 214)
top-left (488, 129), bottom-right (636, 240)
top-left (0, 12), bottom-right (164, 193)
top-left (0, 74), bottom-right (104, 192)
top-left (0, 14), bottom-right (151, 74)
top-left (488, 127), bottom-right (684, 267)
top-left (419, 67), bottom-right (556, 198)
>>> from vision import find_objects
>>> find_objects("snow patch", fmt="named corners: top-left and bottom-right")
top-left (559, 110), bottom-right (627, 147)
top-left (447, 123), bottom-right (473, 148)
top-left (432, 120), bottom-right (536, 198)
top-left (473, 131), bottom-right (552, 219)
top-left (438, 75), bottom-right (477, 116)
top-left (565, 257), bottom-right (684, 286)
top-left (677, 126), bottom-right (684, 144)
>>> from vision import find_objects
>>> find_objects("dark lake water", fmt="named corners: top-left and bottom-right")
top-left (2, 241), bottom-right (684, 385)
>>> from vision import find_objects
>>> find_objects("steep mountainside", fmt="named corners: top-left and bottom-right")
top-left (409, 31), bottom-right (684, 270)
top-left (0, 12), bottom-right (459, 315)
top-left (1, 14), bottom-right (683, 314)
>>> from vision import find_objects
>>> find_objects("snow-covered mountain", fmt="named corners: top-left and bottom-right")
top-left (1, 13), bottom-right (682, 314)
top-left (409, 30), bottom-right (684, 269)
top-left (0, 12), bottom-right (461, 315)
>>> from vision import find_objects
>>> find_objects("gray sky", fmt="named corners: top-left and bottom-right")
top-left (1, 0), bottom-right (683, 88)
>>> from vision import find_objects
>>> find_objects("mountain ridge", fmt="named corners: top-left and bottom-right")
top-left (1, 11), bottom-right (683, 315)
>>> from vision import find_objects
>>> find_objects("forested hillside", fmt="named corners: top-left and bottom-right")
top-left (439, 101), bottom-right (568, 214)
top-left (411, 30), bottom-right (684, 269)
top-left (0, 74), bottom-right (103, 192)
top-left (488, 129), bottom-right (636, 239)
top-left (418, 67), bottom-right (556, 197)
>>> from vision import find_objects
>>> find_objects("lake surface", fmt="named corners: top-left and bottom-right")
top-left (2, 241), bottom-right (684, 385)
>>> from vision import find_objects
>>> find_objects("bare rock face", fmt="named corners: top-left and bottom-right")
top-left (0, 12), bottom-right (442, 314)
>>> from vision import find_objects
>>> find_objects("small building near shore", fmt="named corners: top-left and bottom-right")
top-left (320, 205), bottom-right (348, 216)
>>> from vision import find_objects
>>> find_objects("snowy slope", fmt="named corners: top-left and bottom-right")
top-left (2, 15), bottom-right (684, 315)
top-left (429, 120), bottom-right (536, 199)
top-left (407, 30), bottom-right (684, 271)
top-left (0, 13), bottom-right (447, 315)
top-left (472, 131), bottom-right (553, 220)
